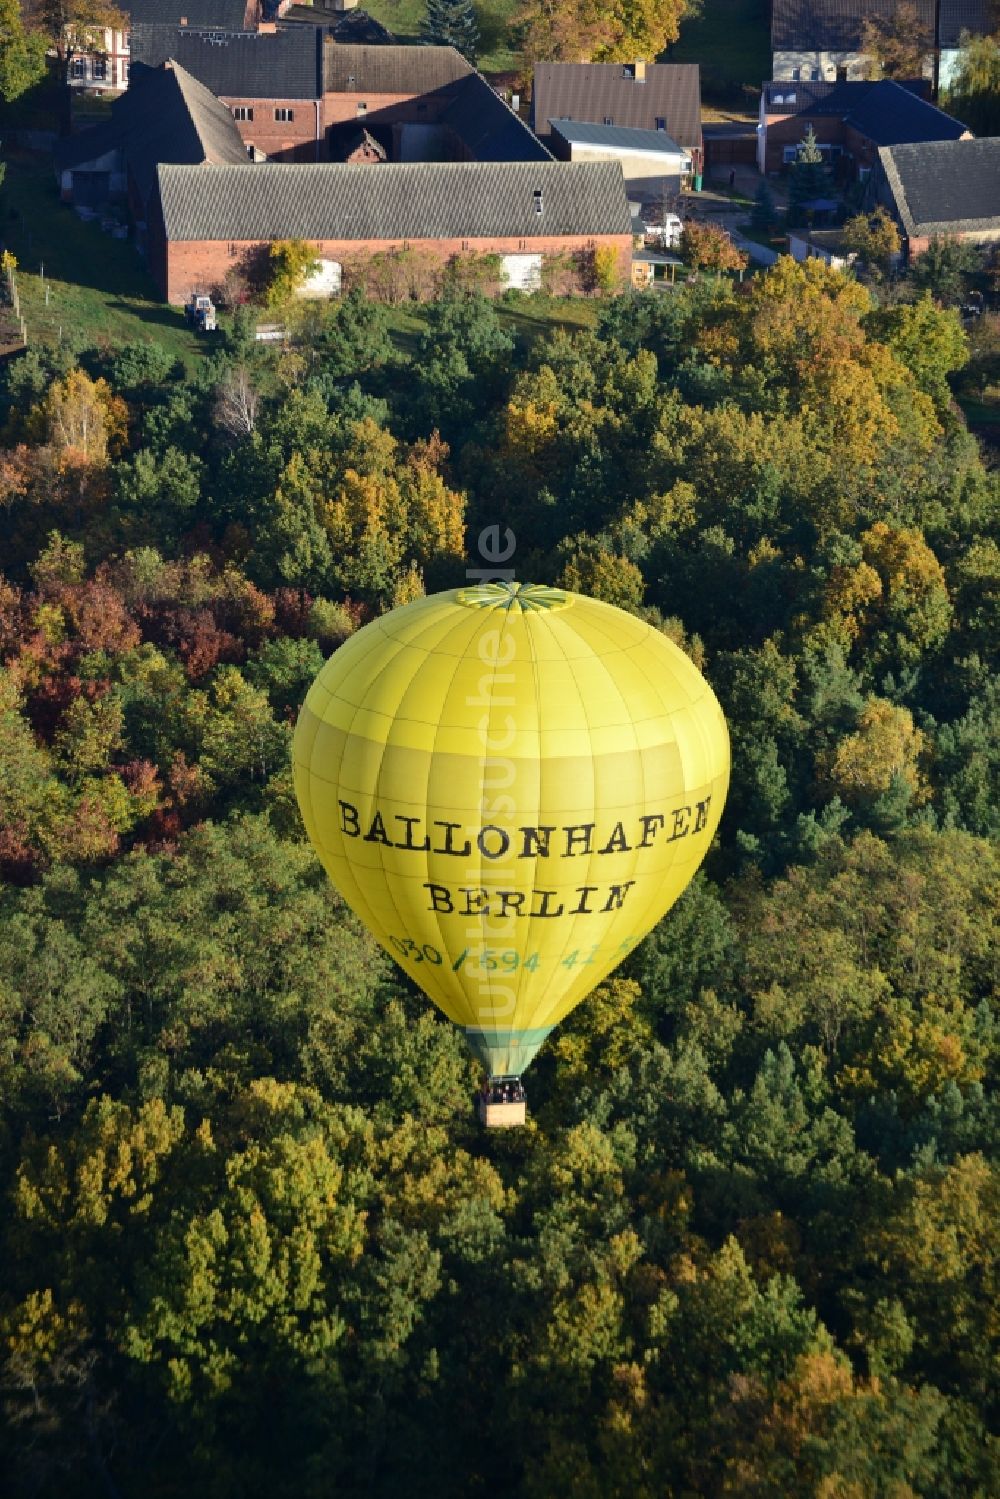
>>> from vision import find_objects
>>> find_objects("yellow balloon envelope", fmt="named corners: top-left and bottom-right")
top-left (292, 582), bottom-right (730, 1078)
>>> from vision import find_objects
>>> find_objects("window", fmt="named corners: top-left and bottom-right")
top-left (792, 66), bottom-right (801, 80)
top-left (811, 67), bottom-right (821, 80)
top-left (655, 116), bottom-right (666, 130)
top-left (356, 101), bottom-right (367, 115)
top-left (274, 107), bottom-right (294, 122)
top-left (122, 59), bottom-right (129, 82)
top-left (858, 165), bottom-right (871, 181)
top-left (603, 115), bottom-right (613, 125)
top-left (783, 146), bottom-right (799, 164)
top-left (533, 188), bottom-right (543, 214)
top-left (71, 57), bottom-right (85, 78)
top-left (233, 105), bottom-right (253, 121)
top-left (622, 64), bottom-right (635, 78)
top-left (246, 144), bottom-right (255, 159)
top-left (123, 30), bottom-right (130, 47)
top-left (93, 56), bottom-right (106, 80)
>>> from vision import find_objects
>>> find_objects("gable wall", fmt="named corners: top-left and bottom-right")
top-left (220, 95), bottom-right (320, 160)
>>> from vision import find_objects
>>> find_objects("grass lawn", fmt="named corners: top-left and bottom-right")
top-left (360, 0), bottom-right (521, 75)
top-left (2, 151), bottom-right (219, 369)
top-left (672, 0), bottom-right (771, 101)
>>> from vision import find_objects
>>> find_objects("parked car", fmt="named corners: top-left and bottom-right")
top-left (184, 293), bottom-right (217, 333)
top-left (643, 213), bottom-right (684, 248)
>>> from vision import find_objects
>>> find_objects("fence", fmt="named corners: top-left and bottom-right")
top-left (2, 259), bottom-right (28, 350)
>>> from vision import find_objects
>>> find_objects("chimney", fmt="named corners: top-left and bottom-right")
top-left (179, 15), bottom-right (188, 24)
top-left (634, 60), bottom-right (646, 81)
top-left (257, 19), bottom-right (276, 30)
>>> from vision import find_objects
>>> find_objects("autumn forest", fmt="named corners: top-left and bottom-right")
top-left (0, 264), bottom-right (997, 1496)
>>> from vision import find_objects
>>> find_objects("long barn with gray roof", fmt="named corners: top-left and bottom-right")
top-left (148, 159), bottom-right (632, 302)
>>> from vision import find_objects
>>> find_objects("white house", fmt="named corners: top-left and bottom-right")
top-left (547, 119), bottom-right (692, 204)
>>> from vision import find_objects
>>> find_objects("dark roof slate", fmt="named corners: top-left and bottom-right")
top-left (441, 74), bottom-right (551, 162)
top-left (532, 63), bottom-right (702, 150)
top-left (843, 79), bottom-right (967, 143)
top-left (771, 0), bottom-right (991, 52)
top-left (126, 0), bottom-right (251, 25)
top-left (878, 137), bottom-right (1000, 235)
top-left (322, 41), bottom-right (472, 93)
top-left (130, 23), bottom-right (321, 96)
top-left (56, 61), bottom-right (249, 202)
top-left (156, 158), bottom-right (631, 240)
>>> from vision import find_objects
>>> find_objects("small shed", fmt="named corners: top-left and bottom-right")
top-left (631, 248), bottom-right (682, 287)
top-left (548, 118), bottom-right (692, 201)
top-left (787, 227), bottom-right (855, 270)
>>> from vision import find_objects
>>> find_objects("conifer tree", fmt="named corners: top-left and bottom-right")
top-left (423, 0), bottom-right (479, 61)
top-left (787, 125), bottom-right (832, 226)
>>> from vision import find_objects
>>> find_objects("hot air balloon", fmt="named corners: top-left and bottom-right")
top-left (292, 581), bottom-right (729, 1125)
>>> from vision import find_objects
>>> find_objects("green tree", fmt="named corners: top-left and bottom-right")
top-left (787, 125), bottom-right (832, 227)
top-left (943, 31), bottom-right (1000, 134)
top-left (0, 0), bottom-right (47, 101)
top-left (860, 0), bottom-right (932, 78)
top-left (842, 205), bottom-right (901, 277)
top-left (909, 234), bottom-right (982, 306)
top-left (422, 0), bottom-right (479, 59)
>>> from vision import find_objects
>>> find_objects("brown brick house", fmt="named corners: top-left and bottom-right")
top-left (532, 63), bottom-right (703, 180)
top-left (129, 33), bottom-right (549, 164)
top-left (757, 78), bottom-right (969, 177)
top-left (147, 159), bottom-right (632, 303)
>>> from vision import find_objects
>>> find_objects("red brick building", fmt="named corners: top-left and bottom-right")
top-left (128, 32), bottom-right (547, 166)
top-left (148, 160), bottom-right (632, 303)
top-left (757, 78), bottom-right (969, 178)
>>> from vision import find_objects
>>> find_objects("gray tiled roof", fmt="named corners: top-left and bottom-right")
top-left (127, 0), bottom-right (251, 25)
top-left (771, 0), bottom-right (991, 52)
top-left (131, 23), bottom-right (321, 97)
top-left (322, 41), bottom-right (472, 93)
top-left (156, 159), bottom-right (631, 240)
top-left (549, 118), bottom-right (687, 156)
top-left (878, 137), bottom-right (1000, 235)
top-left (533, 63), bottom-right (702, 151)
top-left (441, 75), bottom-right (551, 162)
top-left (56, 61), bottom-right (249, 203)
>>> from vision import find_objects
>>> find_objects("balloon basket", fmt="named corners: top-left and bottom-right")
top-left (478, 1077), bottom-right (527, 1129)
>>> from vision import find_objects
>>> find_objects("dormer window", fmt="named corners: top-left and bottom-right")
top-left (622, 64), bottom-right (635, 78)
top-left (533, 188), bottom-right (543, 214)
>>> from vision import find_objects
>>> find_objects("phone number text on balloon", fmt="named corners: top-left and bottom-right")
top-left (386, 935), bottom-right (641, 972)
